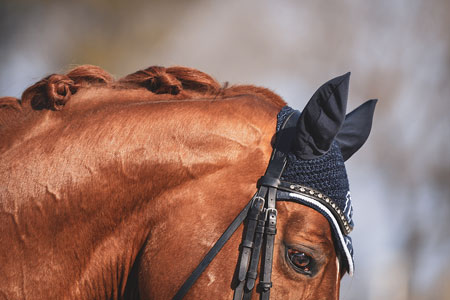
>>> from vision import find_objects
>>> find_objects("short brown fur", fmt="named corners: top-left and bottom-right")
top-left (0, 65), bottom-right (341, 299)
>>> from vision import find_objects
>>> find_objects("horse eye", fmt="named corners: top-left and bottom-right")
top-left (286, 248), bottom-right (313, 275)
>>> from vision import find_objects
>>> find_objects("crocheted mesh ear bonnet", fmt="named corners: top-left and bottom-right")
top-left (277, 106), bottom-right (354, 274)
top-left (275, 73), bottom-right (377, 276)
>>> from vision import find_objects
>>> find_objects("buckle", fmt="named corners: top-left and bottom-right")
top-left (264, 208), bottom-right (277, 220)
top-left (252, 196), bottom-right (265, 212)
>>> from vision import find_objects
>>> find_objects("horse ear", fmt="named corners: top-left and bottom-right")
top-left (336, 99), bottom-right (377, 161)
top-left (295, 73), bottom-right (350, 159)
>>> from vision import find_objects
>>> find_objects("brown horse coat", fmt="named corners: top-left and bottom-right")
top-left (0, 66), bottom-right (341, 299)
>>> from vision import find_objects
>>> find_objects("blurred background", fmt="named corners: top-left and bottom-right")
top-left (1, 0), bottom-right (449, 299)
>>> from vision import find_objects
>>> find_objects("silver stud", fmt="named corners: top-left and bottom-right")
top-left (325, 198), bottom-right (330, 203)
top-left (290, 185), bottom-right (295, 189)
top-left (300, 187), bottom-right (305, 192)
top-left (309, 190), bottom-right (314, 195)
top-left (337, 209), bottom-right (341, 214)
top-left (318, 193), bottom-right (323, 198)
top-left (332, 203), bottom-right (336, 208)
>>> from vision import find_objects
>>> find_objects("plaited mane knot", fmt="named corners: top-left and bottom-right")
top-left (22, 74), bottom-right (79, 111)
top-left (20, 65), bottom-right (113, 111)
top-left (124, 66), bottom-right (182, 95)
top-left (46, 75), bottom-right (79, 110)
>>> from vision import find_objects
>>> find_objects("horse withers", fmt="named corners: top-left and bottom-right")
top-left (0, 65), bottom-right (376, 299)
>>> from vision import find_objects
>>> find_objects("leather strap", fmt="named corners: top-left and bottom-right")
top-left (244, 209), bottom-right (265, 292)
top-left (238, 197), bottom-right (265, 281)
top-left (233, 188), bottom-right (267, 300)
top-left (172, 198), bottom-right (253, 300)
top-left (259, 188), bottom-right (277, 300)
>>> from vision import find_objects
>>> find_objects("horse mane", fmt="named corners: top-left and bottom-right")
top-left (0, 65), bottom-right (286, 128)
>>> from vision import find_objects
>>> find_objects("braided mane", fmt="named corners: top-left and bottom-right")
top-left (0, 65), bottom-right (285, 128)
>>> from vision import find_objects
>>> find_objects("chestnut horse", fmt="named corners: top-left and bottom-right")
top-left (0, 65), bottom-right (376, 299)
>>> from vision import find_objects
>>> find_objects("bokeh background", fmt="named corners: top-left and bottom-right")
top-left (1, 0), bottom-right (449, 299)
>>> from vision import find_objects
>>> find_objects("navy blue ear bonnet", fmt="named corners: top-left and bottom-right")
top-left (276, 106), bottom-right (355, 275)
top-left (272, 72), bottom-right (377, 275)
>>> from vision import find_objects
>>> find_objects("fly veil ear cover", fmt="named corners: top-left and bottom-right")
top-left (279, 72), bottom-right (377, 275)
top-left (295, 72), bottom-right (377, 161)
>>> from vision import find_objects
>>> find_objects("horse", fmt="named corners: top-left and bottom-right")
top-left (0, 65), bottom-right (376, 299)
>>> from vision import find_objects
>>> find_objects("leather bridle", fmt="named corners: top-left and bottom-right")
top-left (172, 110), bottom-right (315, 299)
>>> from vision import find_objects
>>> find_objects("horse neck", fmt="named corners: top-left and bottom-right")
top-left (0, 95), bottom-right (279, 298)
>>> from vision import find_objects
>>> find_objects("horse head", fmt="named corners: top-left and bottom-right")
top-left (0, 65), bottom-right (375, 299)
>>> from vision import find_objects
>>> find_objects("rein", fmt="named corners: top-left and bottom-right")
top-left (172, 110), bottom-right (301, 300)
